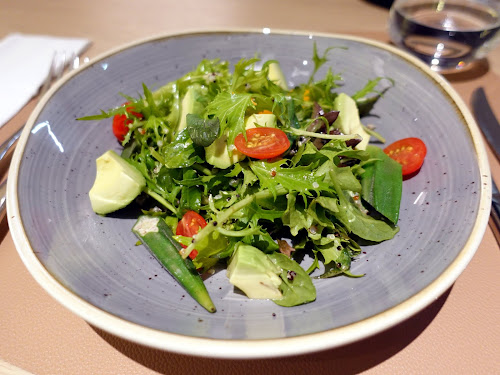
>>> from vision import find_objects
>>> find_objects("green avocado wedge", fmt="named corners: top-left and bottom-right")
top-left (89, 150), bottom-right (146, 215)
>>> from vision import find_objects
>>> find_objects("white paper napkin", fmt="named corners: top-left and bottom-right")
top-left (0, 33), bottom-right (91, 127)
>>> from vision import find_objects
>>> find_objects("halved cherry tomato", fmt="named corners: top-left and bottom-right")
top-left (234, 127), bottom-right (290, 159)
top-left (384, 137), bottom-right (427, 176)
top-left (176, 210), bottom-right (207, 259)
top-left (112, 103), bottom-right (143, 142)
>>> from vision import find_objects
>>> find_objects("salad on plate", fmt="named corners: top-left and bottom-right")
top-left (80, 44), bottom-right (426, 312)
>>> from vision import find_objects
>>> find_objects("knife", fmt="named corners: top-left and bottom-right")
top-left (471, 87), bottom-right (500, 244)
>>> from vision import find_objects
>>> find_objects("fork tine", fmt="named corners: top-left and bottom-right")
top-left (0, 54), bottom-right (59, 164)
top-left (0, 52), bottom-right (79, 216)
top-left (38, 53), bottom-right (59, 96)
top-left (0, 52), bottom-right (80, 168)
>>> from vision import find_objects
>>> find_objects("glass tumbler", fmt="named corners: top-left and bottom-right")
top-left (389, 0), bottom-right (500, 72)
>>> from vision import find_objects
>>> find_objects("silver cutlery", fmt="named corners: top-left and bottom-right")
top-left (0, 53), bottom-right (80, 220)
top-left (471, 87), bottom-right (500, 245)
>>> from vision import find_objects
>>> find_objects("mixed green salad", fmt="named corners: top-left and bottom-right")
top-left (80, 45), bottom-right (406, 313)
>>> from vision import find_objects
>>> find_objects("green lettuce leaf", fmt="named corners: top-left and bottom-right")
top-left (329, 169), bottom-right (398, 242)
top-left (250, 159), bottom-right (330, 198)
top-left (161, 128), bottom-right (203, 168)
top-left (269, 252), bottom-right (316, 307)
top-left (282, 192), bottom-right (313, 236)
top-left (205, 91), bottom-right (254, 145)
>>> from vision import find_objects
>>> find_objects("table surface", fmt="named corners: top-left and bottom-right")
top-left (1, 1), bottom-right (499, 374)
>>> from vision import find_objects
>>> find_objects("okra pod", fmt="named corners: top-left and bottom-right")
top-left (132, 215), bottom-right (216, 313)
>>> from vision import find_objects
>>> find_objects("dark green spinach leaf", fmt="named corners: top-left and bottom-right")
top-left (186, 114), bottom-right (220, 147)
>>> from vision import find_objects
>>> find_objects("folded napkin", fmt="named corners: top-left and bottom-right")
top-left (0, 33), bottom-right (91, 127)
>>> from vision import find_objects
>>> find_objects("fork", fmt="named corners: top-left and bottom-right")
top-left (0, 53), bottom-right (79, 219)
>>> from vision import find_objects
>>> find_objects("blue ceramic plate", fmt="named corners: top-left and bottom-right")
top-left (7, 30), bottom-right (491, 358)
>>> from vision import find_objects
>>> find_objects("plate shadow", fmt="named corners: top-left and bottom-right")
top-left (91, 287), bottom-right (452, 375)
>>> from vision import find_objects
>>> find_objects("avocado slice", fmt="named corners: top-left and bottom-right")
top-left (244, 113), bottom-right (277, 130)
top-left (268, 62), bottom-right (288, 91)
top-left (205, 113), bottom-right (277, 169)
top-left (332, 93), bottom-right (371, 150)
top-left (227, 244), bottom-right (283, 299)
top-left (89, 150), bottom-right (146, 214)
top-left (177, 84), bottom-right (205, 133)
top-left (204, 132), bottom-right (245, 169)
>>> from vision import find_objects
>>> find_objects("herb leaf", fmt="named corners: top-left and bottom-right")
top-left (250, 159), bottom-right (330, 199)
top-left (352, 77), bottom-right (395, 116)
top-left (206, 92), bottom-right (254, 145)
top-left (309, 42), bottom-right (346, 84)
top-left (161, 128), bottom-right (203, 168)
top-left (186, 114), bottom-right (220, 147)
